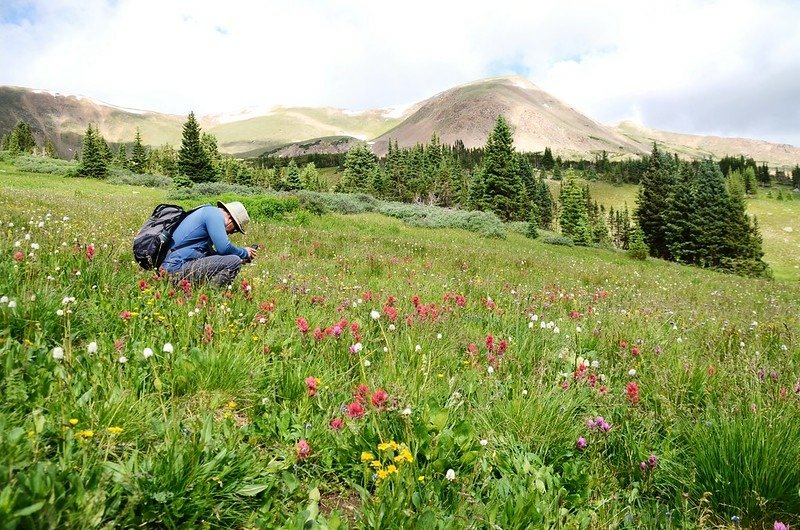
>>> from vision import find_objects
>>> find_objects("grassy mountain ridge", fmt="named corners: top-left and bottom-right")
top-left (2, 79), bottom-right (800, 168)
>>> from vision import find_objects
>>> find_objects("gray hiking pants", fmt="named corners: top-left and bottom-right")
top-left (175, 255), bottom-right (242, 287)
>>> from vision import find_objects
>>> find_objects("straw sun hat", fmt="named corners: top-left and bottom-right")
top-left (217, 201), bottom-right (250, 234)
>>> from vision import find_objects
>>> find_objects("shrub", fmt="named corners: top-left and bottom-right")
top-left (13, 155), bottom-right (77, 175)
top-left (542, 235), bottom-right (574, 247)
top-left (107, 172), bottom-right (172, 188)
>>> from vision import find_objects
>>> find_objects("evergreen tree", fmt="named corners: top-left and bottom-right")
top-left (301, 162), bottom-right (324, 191)
top-left (481, 115), bottom-right (528, 221)
top-left (535, 176), bottom-right (554, 229)
top-left (756, 163), bottom-right (771, 187)
top-left (44, 138), bottom-right (58, 158)
top-left (742, 166), bottom-right (758, 195)
top-left (692, 159), bottom-right (732, 268)
top-left (149, 143), bottom-right (178, 177)
top-left (78, 124), bottom-right (108, 179)
top-left (113, 143), bottom-right (128, 168)
top-left (665, 163), bottom-right (700, 264)
top-left (635, 143), bottom-right (676, 259)
top-left (178, 112), bottom-right (216, 182)
top-left (284, 160), bottom-right (303, 190)
top-left (10, 120), bottom-right (37, 154)
top-left (130, 128), bottom-right (148, 173)
top-left (792, 165), bottom-right (800, 189)
top-left (559, 177), bottom-right (588, 242)
top-left (467, 168), bottom-right (487, 211)
top-left (338, 143), bottom-right (379, 192)
top-left (627, 225), bottom-right (649, 260)
top-left (722, 171), bottom-right (770, 276)
top-left (542, 146), bottom-right (555, 171)
top-left (526, 202), bottom-right (540, 239)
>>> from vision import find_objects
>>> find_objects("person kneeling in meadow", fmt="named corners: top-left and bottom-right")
top-left (161, 201), bottom-right (257, 286)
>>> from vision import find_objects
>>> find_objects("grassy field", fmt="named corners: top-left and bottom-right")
top-left (1, 163), bottom-right (799, 528)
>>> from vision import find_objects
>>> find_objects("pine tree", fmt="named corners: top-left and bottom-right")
top-left (467, 168), bottom-right (487, 211)
top-left (635, 143), bottom-right (676, 259)
top-left (535, 176), bottom-right (554, 229)
top-left (542, 147), bottom-right (555, 171)
top-left (526, 203), bottom-right (540, 239)
top-left (130, 128), bottom-right (147, 173)
top-left (301, 162), bottom-right (324, 191)
top-left (284, 160), bottom-right (303, 190)
top-left (339, 144), bottom-right (379, 192)
top-left (10, 120), bottom-right (37, 154)
top-left (78, 124), bottom-right (108, 179)
top-left (559, 177), bottom-right (588, 242)
top-left (692, 159), bottom-right (731, 268)
top-left (481, 115), bottom-right (528, 221)
top-left (44, 138), bottom-right (58, 158)
top-left (113, 143), bottom-right (128, 168)
top-left (178, 112), bottom-right (216, 182)
top-left (627, 225), bottom-right (649, 260)
top-left (792, 165), bottom-right (800, 189)
top-left (664, 163), bottom-right (700, 264)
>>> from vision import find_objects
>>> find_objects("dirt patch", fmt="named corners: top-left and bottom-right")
top-left (318, 487), bottom-right (362, 523)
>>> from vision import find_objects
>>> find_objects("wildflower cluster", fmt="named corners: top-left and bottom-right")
top-left (361, 440), bottom-right (414, 483)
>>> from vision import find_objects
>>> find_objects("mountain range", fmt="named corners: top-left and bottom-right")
top-left (2, 76), bottom-right (799, 168)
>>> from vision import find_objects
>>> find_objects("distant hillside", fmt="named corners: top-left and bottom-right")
top-left (206, 107), bottom-right (405, 157)
top-left (0, 86), bottom-right (185, 159)
top-left (615, 121), bottom-right (800, 170)
top-left (2, 80), bottom-right (800, 168)
top-left (371, 76), bottom-right (648, 159)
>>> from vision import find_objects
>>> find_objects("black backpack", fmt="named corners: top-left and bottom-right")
top-left (133, 204), bottom-right (202, 270)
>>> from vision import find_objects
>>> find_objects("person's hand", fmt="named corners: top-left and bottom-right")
top-left (245, 246), bottom-right (258, 261)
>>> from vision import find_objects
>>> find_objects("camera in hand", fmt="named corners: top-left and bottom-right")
top-left (250, 244), bottom-right (260, 250)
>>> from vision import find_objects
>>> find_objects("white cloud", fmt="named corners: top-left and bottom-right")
top-left (1, 0), bottom-right (799, 145)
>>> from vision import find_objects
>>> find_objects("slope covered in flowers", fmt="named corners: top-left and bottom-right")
top-left (1, 168), bottom-right (799, 529)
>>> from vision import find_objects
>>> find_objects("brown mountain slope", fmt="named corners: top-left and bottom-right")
top-left (0, 86), bottom-right (185, 158)
top-left (370, 76), bottom-right (649, 159)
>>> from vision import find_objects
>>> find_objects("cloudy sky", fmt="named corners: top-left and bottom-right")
top-left (2, 0), bottom-right (799, 146)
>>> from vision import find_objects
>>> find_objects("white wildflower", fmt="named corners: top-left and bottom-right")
top-left (487, 365), bottom-right (494, 374)
top-left (401, 407), bottom-right (412, 416)
top-left (370, 310), bottom-right (380, 320)
top-left (415, 344), bottom-right (422, 353)
top-left (52, 347), bottom-right (64, 360)
top-left (628, 369), bottom-right (637, 377)
top-left (143, 347), bottom-right (154, 359)
top-left (388, 324), bottom-right (396, 331)
top-left (118, 356), bottom-right (128, 364)
top-left (480, 439), bottom-right (488, 446)
top-left (0, 296), bottom-right (8, 304)
top-left (445, 469), bottom-right (456, 481)
top-left (87, 341), bottom-right (98, 354)
top-left (8, 300), bottom-right (16, 309)
top-left (363, 359), bottom-right (371, 367)
top-left (162, 343), bottom-right (174, 353)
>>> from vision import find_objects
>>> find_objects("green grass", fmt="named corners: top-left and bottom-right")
top-left (1, 163), bottom-right (799, 528)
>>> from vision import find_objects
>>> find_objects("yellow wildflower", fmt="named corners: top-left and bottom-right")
top-left (227, 401), bottom-right (237, 409)
top-left (361, 451), bottom-right (375, 463)
top-left (377, 441), bottom-right (393, 451)
top-left (418, 475), bottom-right (425, 482)
top-left (394, 448), bottom-right (413, 464)
top-left (69, 418), bottom-right (79, 426)
top-left (107, 426), bottom-right (123, 435)
top-left (386, 464), bottom-right (397, 474)
top-left (76, 430), bottom-right (94, 439)
top-left (370, 460), bottom-right (382, 469)
top-left (376, 469), bottom-right (388, 480)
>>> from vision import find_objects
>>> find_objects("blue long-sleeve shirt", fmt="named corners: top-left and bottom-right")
top-left (161, 205), bottom-right (248, 272)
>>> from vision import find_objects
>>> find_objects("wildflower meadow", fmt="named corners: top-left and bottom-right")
top-left (1, 166), bottom-right (799, 529)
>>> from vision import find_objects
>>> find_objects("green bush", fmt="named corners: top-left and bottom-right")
top-left (542, 235), bottom-right (574, 246)
top-left (13, 155), bottom-right (77, 175)
top-left (107, 171), bottom-right (172, 188)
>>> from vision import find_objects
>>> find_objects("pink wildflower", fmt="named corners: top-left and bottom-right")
top-left (296, 439), bottom-right (311, 459)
